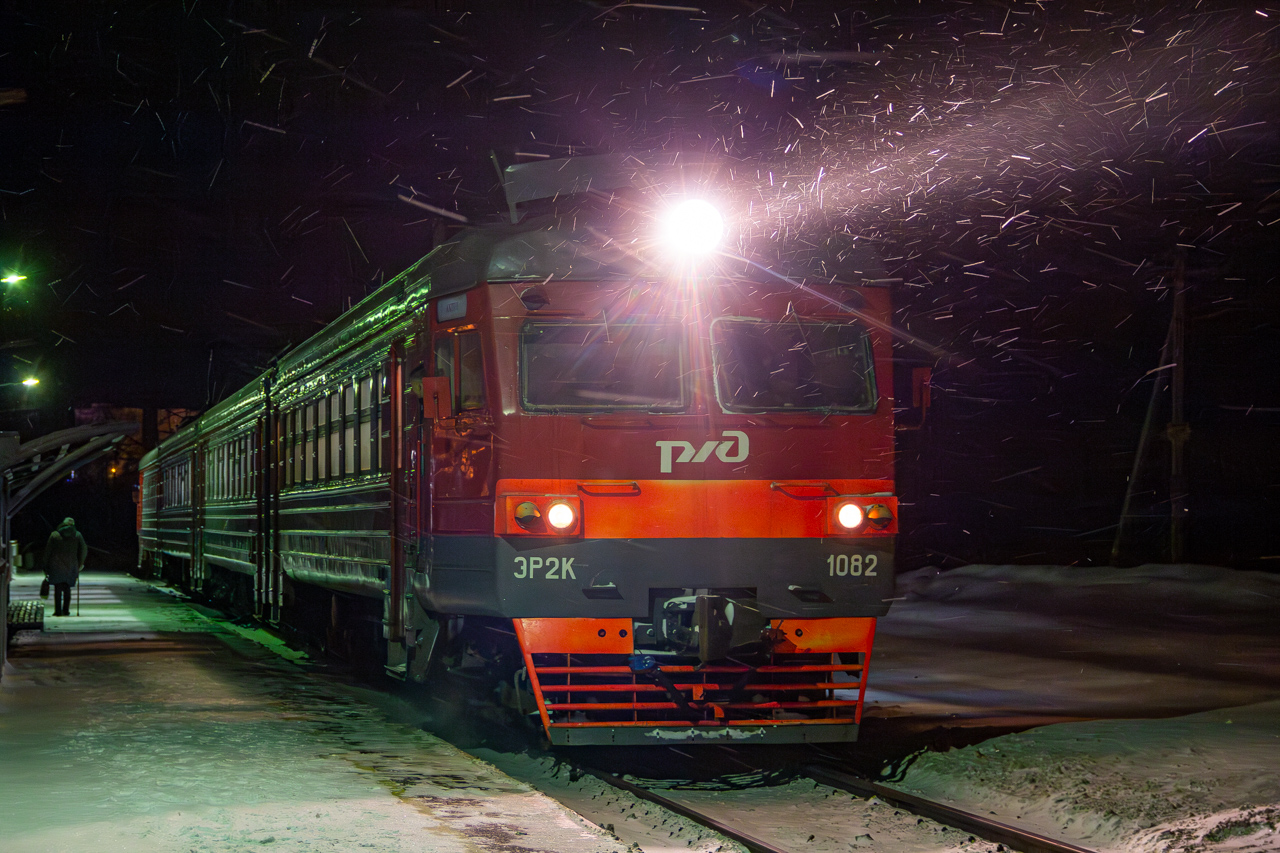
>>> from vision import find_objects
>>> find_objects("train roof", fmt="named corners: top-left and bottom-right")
top-left (144, 207), bottom-right (650, 463)
top-left (144, 155), bottom-right (896, 463)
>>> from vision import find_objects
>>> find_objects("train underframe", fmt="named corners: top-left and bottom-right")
top-left (141, 550), bottom-right (882, 746)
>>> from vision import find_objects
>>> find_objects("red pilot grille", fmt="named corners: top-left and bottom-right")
top-left (513, 617), bottom-right (877, 735)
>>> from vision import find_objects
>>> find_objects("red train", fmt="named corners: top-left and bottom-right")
top-left (138, 157), bottom-right (898, 745)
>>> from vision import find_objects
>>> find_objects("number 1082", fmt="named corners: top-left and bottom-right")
top-left (827, 553), bottom-right (877, 577)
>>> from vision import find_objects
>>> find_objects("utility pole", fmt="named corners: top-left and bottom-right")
top-left (1111, 248), bottom-right (1190, 565)
top-left (1167, 250), bottom-right (1190, 563)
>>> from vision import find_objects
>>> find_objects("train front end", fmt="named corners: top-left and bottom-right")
top-left (425, 199), bottom-right (898, 745)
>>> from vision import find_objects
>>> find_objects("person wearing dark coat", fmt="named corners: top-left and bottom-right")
top-left (43, 517), bottom-right (88, 617)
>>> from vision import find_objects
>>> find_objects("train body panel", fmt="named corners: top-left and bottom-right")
top-left (428, 534), bottom-right (893, 619)
top-left (139, 162), bottom-right (899, 743)
top-left (276, 479), bottom-right (392, 598)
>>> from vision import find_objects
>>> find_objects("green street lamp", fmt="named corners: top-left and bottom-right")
top-left (2, 273), bottom-right (26, 285)
top-left (21, 377), bottom-right (38, 387)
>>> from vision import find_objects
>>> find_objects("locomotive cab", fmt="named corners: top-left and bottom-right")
top-left (413, 210), bottom-right (898, 743)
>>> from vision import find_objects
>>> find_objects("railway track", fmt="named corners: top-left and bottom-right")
top-left (802, 764), bottom-right (1097, 853)
top-left (573, 761), bottom-right (1098, 853)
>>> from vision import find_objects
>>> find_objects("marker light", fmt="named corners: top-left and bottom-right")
top-left (546, 501), bottom-right (577, 530)
top-left (866, 504), bottom-right (894, 530)
top-left (835, 502), bottom-right (865, 531)
top-left (514, 501), bottom-right (542, 530)
top-left (660, 199), bottom-right (724, 257)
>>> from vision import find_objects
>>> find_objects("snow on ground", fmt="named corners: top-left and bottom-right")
top-left (472, 750), bottom-right (752, 853)
top-left (4, 565), bottom-right (1278, 853)
top-left (866, 564), bottom-right (1280, 724)
top-left (474, 749), bottom-right (1006, 853)
top-left (481, 565), bottom-right (1280, 853)
top-left (883, 565), bottom-right (1280, 852)
top-left (1, 572), bottom-right (624, 853)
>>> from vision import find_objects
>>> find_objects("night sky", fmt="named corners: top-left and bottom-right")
top-left (2, 0), bottom-right (1277, 569)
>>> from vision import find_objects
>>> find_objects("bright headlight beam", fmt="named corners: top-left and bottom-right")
top-left (546, 502), bottom-right (576, 530)
top-left (660, 199), bottom-right (724, 257)
top-left (837, 502), bottom-right (864, 531)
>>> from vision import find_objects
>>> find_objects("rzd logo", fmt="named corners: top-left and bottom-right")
top-left (656, 431), bottom-right (749, 474)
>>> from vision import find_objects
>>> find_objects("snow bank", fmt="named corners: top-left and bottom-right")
top-left (887, 564), bottom-right (1280, 852)
top-left (896, 564), bottom-right (1280, 621)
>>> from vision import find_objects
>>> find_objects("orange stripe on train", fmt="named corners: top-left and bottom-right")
top-left (495, 478), bottom-right (897, 539)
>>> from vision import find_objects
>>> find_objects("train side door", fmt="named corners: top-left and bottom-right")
top-left (388, 340), bottom-right (427, 671)
top-left (430, 329), bottom-right (492, 515)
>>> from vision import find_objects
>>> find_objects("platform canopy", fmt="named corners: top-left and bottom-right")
top-left (1, 421), bottom-right (139, 677)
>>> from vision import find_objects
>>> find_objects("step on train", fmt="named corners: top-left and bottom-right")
top-left (138, 156), bottom-right (899, 745)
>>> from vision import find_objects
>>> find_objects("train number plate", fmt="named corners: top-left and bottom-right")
top-left (826, 553), bottom-right (878, 577)
top-left (513, 556), bottom-right (577, 580)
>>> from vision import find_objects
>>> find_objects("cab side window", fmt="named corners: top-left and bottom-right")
top-left (433, 336), bottom-right (455, 405)
top-left (458, 332), bottom-right (485, 410)
top-left (434, 331), bottom-right (486, 412)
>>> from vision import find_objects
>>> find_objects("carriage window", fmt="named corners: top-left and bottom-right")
top-left (520, 321), bottom-right (686, 412)
top-left (359, 375), bottom-right (374, 472)
top-left (305, 403), bottom-right (317, 482)
top-left (711, 318), bottom-right (877, 413)
top-left (292, 410), bottom-right (303, 485)
top-left (317, 398), bottom-right (329, 480)
top-left (328, 392), bottom-right (342, 478)
top-left (345, 381), bottom-right (357, 475)
top-left (374, 369), bottom-right (385, 470)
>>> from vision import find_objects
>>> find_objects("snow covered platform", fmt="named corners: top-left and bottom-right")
top-left (0, 572), bottom-right (627, 853)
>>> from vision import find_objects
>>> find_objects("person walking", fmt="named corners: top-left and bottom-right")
top-left (43, 517), bottom-right (88, 617)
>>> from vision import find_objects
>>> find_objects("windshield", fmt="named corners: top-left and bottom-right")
top-left (712, 318), bottom-right (877, 413)
top-left (521, 320), bottom-right (687, 412)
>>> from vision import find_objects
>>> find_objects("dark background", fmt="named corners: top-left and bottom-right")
top-left (2, 1), bottom-right (1277, 571)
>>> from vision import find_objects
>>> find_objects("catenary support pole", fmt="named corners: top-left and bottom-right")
top-left (1167, 250), bottom-right (1189, 563)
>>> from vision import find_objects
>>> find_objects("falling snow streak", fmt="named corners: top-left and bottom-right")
top-left (1, 1), bottom-right (1277, 567)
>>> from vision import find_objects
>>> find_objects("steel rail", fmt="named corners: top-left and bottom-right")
top-left (576, 766), bottom-right (792, 853)
top-left (803, 764), bottom-right (1098, 853)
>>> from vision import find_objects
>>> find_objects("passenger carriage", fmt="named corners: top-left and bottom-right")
top-left (139, 156), bottom-right (898, 744)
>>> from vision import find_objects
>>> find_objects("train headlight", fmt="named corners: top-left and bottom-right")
top-left (546, 501), bottom-right (577, 531)
top-left (660, 199), bottom-right (724, 257)
top-left (835, 502), bottom-right (865, 532)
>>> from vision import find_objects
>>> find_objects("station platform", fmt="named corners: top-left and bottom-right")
top-left (1, 571), bottom-right (626, 853)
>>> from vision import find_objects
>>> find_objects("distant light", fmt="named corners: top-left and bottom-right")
top-left (660, 199), bottom-right (724, 257)
top-left (2, 273), bottom-right (26, 285)
top-left (21, 377), bottom-right (39, 387)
